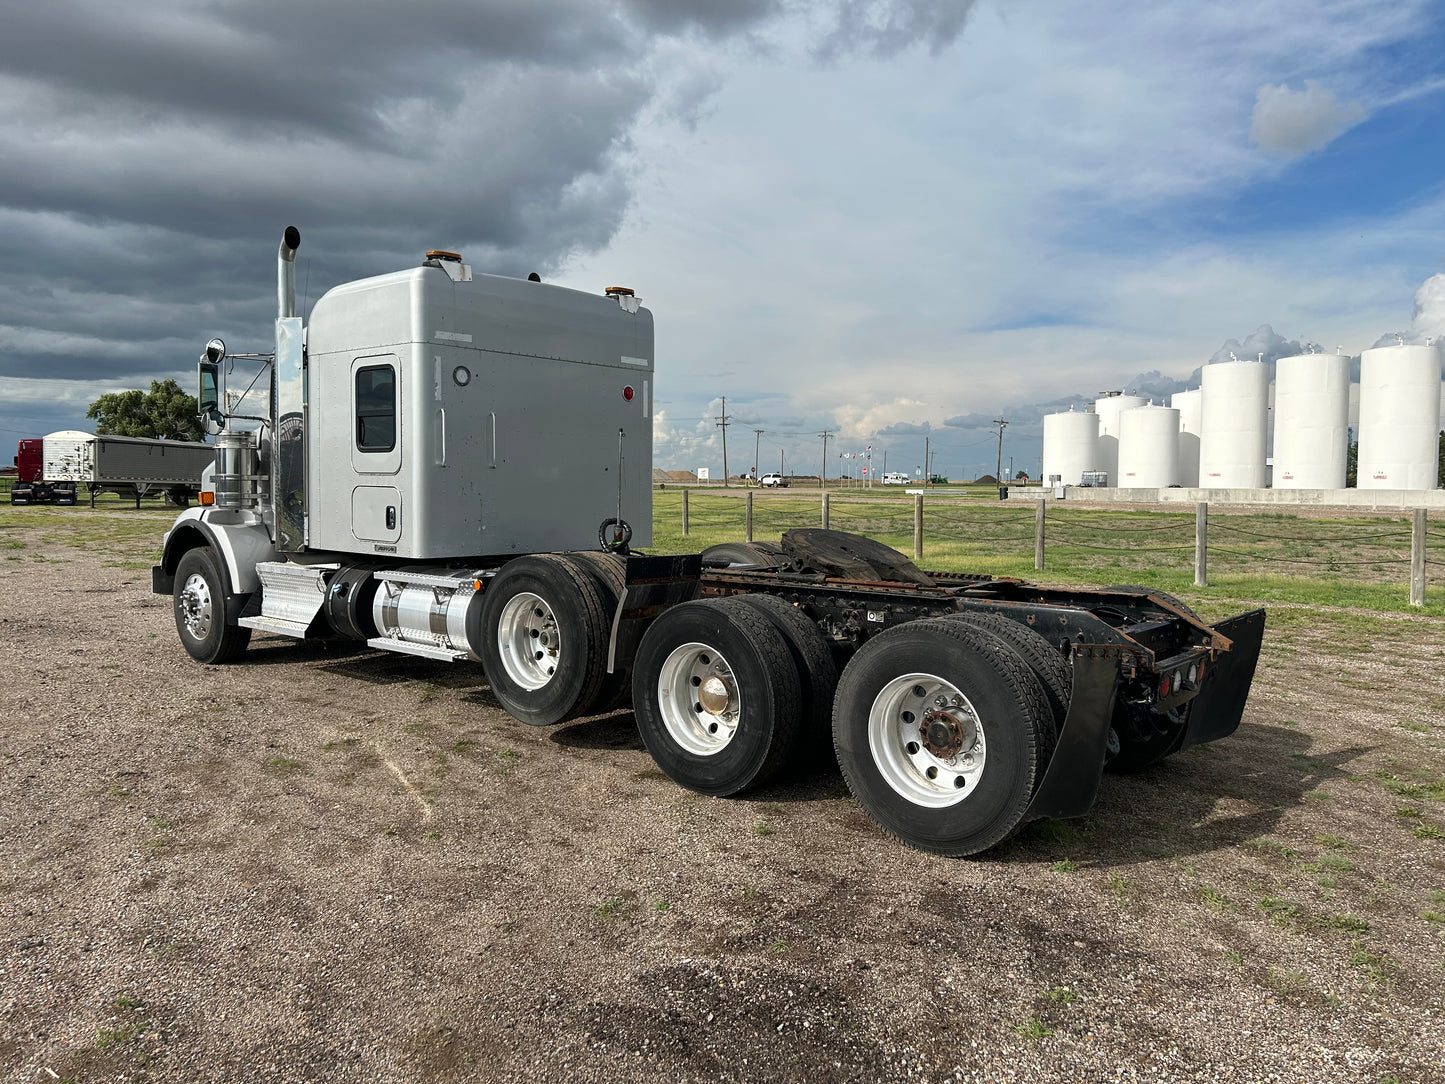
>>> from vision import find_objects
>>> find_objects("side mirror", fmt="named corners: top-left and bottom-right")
top-left (198, 358), bottom-right (225, 433)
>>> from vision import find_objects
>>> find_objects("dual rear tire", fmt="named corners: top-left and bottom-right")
top-left (831, 619), bottom-right (1056, 856)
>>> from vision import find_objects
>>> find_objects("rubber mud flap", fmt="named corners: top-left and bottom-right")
top-left (1022, 651), bottom-right (1119, 823)
top-left (1179, 608), bottom-right (1266, 752)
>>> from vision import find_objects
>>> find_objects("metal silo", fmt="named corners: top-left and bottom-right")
top-left (1171, 389), bottom-right (1202, 486)
top-left (1357, 343), bottom-right (1443, 489)
top-left (1272, 351), bottom-right (1350, 489)
top-left (1042, 409), bottom-right (1100, 486)
top-left (1092, 392), bottom-right (1148, 487)
top-left (1118, 405), bottom-right (1181, 487)
top-left (1199, 360), bottom-right (1269, 488)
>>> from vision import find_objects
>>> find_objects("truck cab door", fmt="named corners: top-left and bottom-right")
top-left (350, 354), bottom-right (402, 545)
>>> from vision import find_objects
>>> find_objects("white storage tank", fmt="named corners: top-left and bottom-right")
top-left (1042, 409), bottom-right (1100, 486)
top-left (1273, 351), bottom-right (1350, 489)
top-left (1199, 360), bottom-right (1269, 488)
top-left (1118, 405), bottom-right (1181, 487)
top-left (1357, 343), bottom-right (1442, 489)
top-left (1171, 389), bottom-right (1202, 486)
top-left (1092, 393), bottom-right (1148, 487)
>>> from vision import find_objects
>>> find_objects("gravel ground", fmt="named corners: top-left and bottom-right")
top-left (2, 508), bottom-right (1444, 1084)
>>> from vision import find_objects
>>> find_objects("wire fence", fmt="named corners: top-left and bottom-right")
top-left (656, 489), bottom-right (1443, 606)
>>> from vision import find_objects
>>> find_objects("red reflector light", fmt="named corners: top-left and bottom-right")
top-left (622, 386), bottom-right (634, 401)
top-left (1160, 676), bottom-right (1171, 697)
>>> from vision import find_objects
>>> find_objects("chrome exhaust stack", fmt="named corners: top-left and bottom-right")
top-left (277, 225), bottom-right (301, 319)
top-left (273, 226), bottom-right (306, 551)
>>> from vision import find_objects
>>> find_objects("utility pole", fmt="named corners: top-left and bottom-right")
top-left (752, 429), bottom-right (764, 482)
top-left (780, 448), bottom-right (784, 479)
top-left (716, 397), bottom-right (731, 486)
top-left (993, 418), bottom-right (1008, 483)
top-left (924, 436), bottom-right (930, 488)
top-left (819, 429), bottom-right (831, 490)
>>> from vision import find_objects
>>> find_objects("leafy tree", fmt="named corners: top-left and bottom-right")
top-left (86, 380), bottom-right (202, 441)
top-left (1439, 430), bottom-right (1443, 488)
top-left (1346, 440), bottom-right (1357, 488)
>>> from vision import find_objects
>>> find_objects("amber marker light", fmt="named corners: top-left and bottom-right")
top-left (199, 491), bottom-right (215, 506)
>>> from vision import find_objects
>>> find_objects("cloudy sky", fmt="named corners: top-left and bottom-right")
top-left (1, 0), bottom-right (1443, 480)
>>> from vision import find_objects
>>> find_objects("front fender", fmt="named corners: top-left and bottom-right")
top-left (160, 508), bottom-right (278, 595)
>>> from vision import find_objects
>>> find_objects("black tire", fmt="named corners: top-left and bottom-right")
top-left (563, 551), bottom-right (632, 715)
top-left (699, 541), bottom-right (786, 569)
top-left (475, 554), bottom-right (609, 726)
top-left (173, 547), bottom-right (251, 664)
top-left (946, 612), bottom-right (1069, 754)
top-left (632, 599), bottom-right (802, 796)
top-left (832, 619), bottom-right (1051, 856)
top-left (720, 594), bottom-right (838, 760)
top-left (1104, 585), bottom-right (1201, 621)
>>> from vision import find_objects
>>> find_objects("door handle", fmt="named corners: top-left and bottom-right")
top-left (385, 506), bottom-right (396, 531)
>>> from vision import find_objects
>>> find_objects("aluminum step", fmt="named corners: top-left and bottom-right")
top-left (367, 637), bottom-right (469, 663)
top-left (238, 614), bottom-right (313, 638)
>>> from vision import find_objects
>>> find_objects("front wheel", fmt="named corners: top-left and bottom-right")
top-left (173, 548), bottom-right (251, 664)
top-left (832, 619), bottom-right (1051, 856)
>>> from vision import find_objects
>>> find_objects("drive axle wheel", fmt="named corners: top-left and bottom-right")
top-left (833, 619), bottom-right (1050, 856)
top-left (173, 547), bottom-right (251, 664)
top-left (476, 554), bottom-right (608, 726)
top-left (632, 599), bottom-right (801, 796)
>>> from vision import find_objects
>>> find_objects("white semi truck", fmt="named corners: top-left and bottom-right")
top-left (154, 229), bottom-right (1265, 856)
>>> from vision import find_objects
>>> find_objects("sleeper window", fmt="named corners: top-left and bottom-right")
top-left (356, 365), bottom-right (396, 452)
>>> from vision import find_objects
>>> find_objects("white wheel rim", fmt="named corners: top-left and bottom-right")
top-left (867, 672), bottom-right (987, 808)
top-left (497, 591), bottom-right (561, 690)
top-left (657, 641), bottom-right (741, 756)
top-left (178, 572), bottom-right (214, 641)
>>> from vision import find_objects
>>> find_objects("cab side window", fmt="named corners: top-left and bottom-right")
top-left (356, 365), bottom-right (396, 451)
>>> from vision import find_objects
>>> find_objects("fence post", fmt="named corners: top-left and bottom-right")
top-left (1035, 499), bottom-right (1046, 571)
top-left (1195, 502), bottom-right (1208, 587)
top-left (822, 491), bottom-right (830, 529)
top-left (1411, 508), bottom-right (1427, 607)
top-left (682, 488), bottom-right (690, 536)
top-left (914, 493), bottom-right (924, 561)
top-left (745, 490), bottom-right (754, 543)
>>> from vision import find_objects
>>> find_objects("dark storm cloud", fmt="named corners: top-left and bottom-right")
top-left (0, 0), bottom-right (980, 439)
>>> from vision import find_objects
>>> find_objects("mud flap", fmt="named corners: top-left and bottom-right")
top-left (1022, 651), bottom-right (1120, 822)
top-left (1178, 608), bottom-right (1266, 752)
top-left (608, 555), bottom-right (702, 674)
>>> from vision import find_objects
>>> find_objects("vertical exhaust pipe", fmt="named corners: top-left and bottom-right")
top-left (273, 225), bottom-right (305, 551)
top-left (277, 226), bottom-right (301, 319)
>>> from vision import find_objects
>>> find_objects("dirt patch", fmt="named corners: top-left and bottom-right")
top-left (2, 507), bottom-right (1444, 1083)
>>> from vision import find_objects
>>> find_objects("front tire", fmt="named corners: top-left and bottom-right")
top-left (832, 619), bottom-right (1051, 856)
top-left (173, 548), bottom-right (251, 664)
top-left (632, 599), bottom-right (801, 796)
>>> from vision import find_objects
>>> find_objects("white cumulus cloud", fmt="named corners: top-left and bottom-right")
top-left (1250, 81), bottom-right (1367, 156)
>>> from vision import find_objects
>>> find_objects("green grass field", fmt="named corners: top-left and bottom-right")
top-left (651, 489), bottom-right (1445, 618)
top-left (2, 483), bottom-right (1440, 616)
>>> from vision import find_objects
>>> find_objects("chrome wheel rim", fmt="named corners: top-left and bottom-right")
top-left (497, 591), bottom-right (560, 690)
top-left (178, 572), bottom-right (214, 641)
top-left (657, 642), bottom-right (741, 756)
top-left (867, 672), bottom-right (986, 808)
